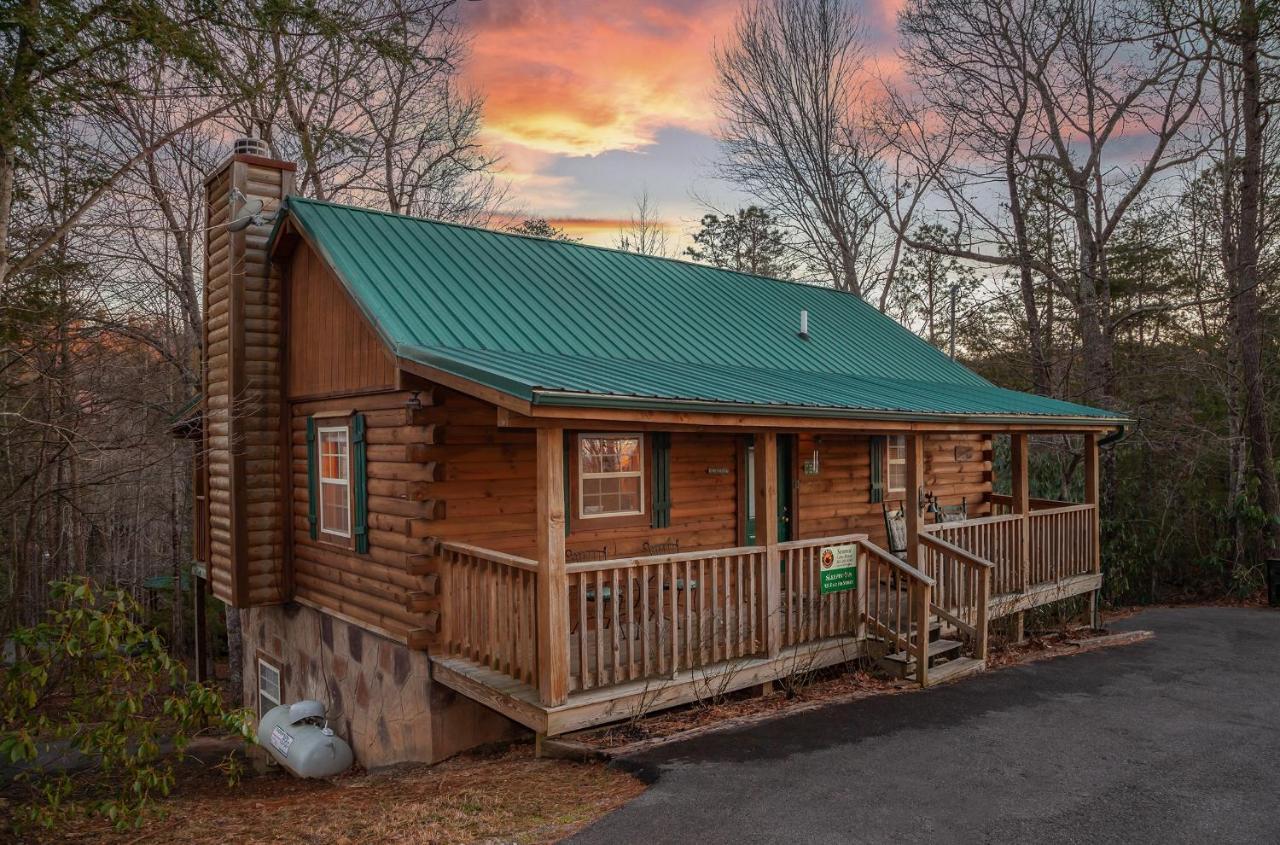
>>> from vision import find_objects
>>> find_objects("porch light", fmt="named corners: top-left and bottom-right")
top-left (405, 391), bottom-right (423, 412)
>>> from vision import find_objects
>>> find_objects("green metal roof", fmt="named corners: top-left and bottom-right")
top-left (274, 197), bottom-right (1126, 425)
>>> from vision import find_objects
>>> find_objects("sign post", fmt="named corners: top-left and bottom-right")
top-left (819, 544), bottom-right (858, 594)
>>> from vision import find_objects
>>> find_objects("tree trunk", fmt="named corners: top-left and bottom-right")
top-left (170, 453), bottom-right (184, 659)
top-left (225, 605), bottom-right (245, 704)
top-left (1232, 0), bottom-right (1280, 558)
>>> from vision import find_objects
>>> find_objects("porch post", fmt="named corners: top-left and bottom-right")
top-left (904, 433), bottom-right (924, 567)
top-left (536, 428), bottom-right (569, 706)
top-left (1010, 432), bottom-right (1030, 641)
top-left (755, 432), bottom-right (781, 656)
top-left (1084, 432), bottom-right (1102, 628)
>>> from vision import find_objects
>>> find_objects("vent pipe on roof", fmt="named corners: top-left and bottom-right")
top-left (233, 136), bottom-right (270, 157)
top-left (798, 310), bottom-right (810, 340)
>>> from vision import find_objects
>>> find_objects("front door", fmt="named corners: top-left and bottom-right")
top-left (742, 436), bottom-right (796, 544)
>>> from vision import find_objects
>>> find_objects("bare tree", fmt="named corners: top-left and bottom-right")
top-left (713, 0), bottom-right (890, 297)
top-left (220, 0), bottom-right (505, 221)
top-left (615, 189), bottom-right (672, 257)
top-left (896, 0), bottom-right (1213, 408)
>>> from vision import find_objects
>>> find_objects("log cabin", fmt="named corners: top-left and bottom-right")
top-left (190, 140), bottom-right (1129, 766)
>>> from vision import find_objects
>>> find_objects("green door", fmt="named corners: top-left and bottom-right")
top-left (777, 435), bottom-right (794, 542)
top-left (743, 438), bottom-right (795, 544)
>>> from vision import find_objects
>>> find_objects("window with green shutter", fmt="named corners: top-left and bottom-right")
top-left (306, 413), bottom-right (368, 552)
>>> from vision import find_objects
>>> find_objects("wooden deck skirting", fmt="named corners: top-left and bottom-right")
top-left (431, 635), bottom-right (867, 736)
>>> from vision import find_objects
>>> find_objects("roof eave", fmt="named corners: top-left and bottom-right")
top-left (529, 388), bottom-right (1132, 428)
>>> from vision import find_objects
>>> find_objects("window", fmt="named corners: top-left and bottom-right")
top-left (257, 657), bottom-right (282, 716)
top-left (578, 433), bottom-right (644, 518)
top-left (887, 435), bottom-right (907, 494)
top-left (318, 425), bottom-right (351, 538)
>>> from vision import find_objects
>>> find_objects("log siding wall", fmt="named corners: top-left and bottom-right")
top-left (797, 432), bottom-right (992, 545)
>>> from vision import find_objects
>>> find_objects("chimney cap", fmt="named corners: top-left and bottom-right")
top-left (233, 137), bottom-right (270, 157)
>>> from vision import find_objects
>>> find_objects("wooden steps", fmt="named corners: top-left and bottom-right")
top-left (882, 637), bottom-right (963, 669)
top-left (924, 656), bottom-right (985, 685)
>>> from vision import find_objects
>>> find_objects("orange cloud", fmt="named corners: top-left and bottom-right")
top-left (462, 1), bottom-right (738, 158)
top-left (486, 212), bottom-right (682, 247)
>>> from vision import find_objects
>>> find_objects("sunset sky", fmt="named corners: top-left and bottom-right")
top-left (456, 0), bottom-right (903, 247)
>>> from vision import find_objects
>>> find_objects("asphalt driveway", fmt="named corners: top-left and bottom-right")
top-left (570, 607), bottom-right (1280, 844)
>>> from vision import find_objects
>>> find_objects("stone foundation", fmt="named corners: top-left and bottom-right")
top-left (240, 602), bottom-right (525, 768)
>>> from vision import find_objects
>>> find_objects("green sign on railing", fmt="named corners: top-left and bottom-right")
top-left (819, 544), bottom-right (858, 594)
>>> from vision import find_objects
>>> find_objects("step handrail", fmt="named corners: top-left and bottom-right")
top-left (858, 538), bottom-right (934, 686)
top-left (858, 539), bottom-right (936, 586)
top-left (917, 533), bottom-right (992, 659)
top-left (918, 533), bottom-right (995, 570)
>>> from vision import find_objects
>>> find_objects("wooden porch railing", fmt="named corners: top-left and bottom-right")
top-left (927, 501), bottom-right (1099, 603)
top-left (1027, 504), bottom-right (1097, 583)
top-left (859, 540), bottom-right (934, 686)
top-left (779, 534), bottom-right (867, 647)
top-left (922, 514), bottom-right (1023, 595)
top-left (918, 533), bottom-right (992, 659)
top-left (565, 546), bottom-right (770, 692)
top-left (440, 541), bottom-right (540, 686)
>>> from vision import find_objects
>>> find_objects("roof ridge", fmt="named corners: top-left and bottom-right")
top-left (283, 195), bottom-right (870, 300)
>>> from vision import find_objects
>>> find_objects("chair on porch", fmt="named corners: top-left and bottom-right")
top-left (929, 496), bottom-right (968, 523)
top-left (567, 547), bottom-right (625, 635)
top-left (640, 541), bottom-right (699, 622)
top-left (882, 501), bottom-right (907, 560)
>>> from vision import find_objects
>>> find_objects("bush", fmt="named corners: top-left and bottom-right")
top-left (0, 578), bottom-right (254, 833)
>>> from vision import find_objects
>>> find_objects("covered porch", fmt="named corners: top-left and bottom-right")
top-left (427, 427), bottom-right (1105, 736)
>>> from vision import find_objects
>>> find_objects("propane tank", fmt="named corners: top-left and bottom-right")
top-left (256, 700), bottom-right (353, 778)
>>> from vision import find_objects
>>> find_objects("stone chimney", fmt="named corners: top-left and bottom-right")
top-left (201, 140), bottom-right (295, 607)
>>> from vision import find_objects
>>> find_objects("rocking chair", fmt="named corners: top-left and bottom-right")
top-left (882, 501), bottom-right (908, 560)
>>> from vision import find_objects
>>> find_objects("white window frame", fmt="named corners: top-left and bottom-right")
top-left (578, 432), bottom-right (645, 520)
top-left (887, 435), bottom-right (907, 494)
top-left (317, 424), bottom-right (351, 539)
top-left (257, 657), bottom-right (282, 716)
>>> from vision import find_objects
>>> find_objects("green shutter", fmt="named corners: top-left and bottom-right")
top-left (306, 416), bottom-right (319, 539)
top-left (352, 413), bottom-right (369, 554)
top-left (869, 435), bottom-right (886, 504)
top-left (651, 433), bottom-right (672, 529)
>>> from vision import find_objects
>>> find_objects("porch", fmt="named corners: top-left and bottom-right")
top-left (427, 430), bottom-right (1104, 736)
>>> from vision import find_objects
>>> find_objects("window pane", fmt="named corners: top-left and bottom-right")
top-left (319, 429), bottom-right (349, 481)
top-left (580, 435), bottom-right (641, 474)
top-left (259, 661), bottom-right (280, 702)
top-left (321, 480), bottom-right (350, 535)
top-left (616, 475), bottom-right (641, 512)
top-left (889, 464), bottom-right (906, 491)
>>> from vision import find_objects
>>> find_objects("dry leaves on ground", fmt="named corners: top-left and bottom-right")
top-left (29, 746), bottom-right (643, 845)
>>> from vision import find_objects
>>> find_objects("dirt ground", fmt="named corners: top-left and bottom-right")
top-left (20, 746), bottom-right (643, 845)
